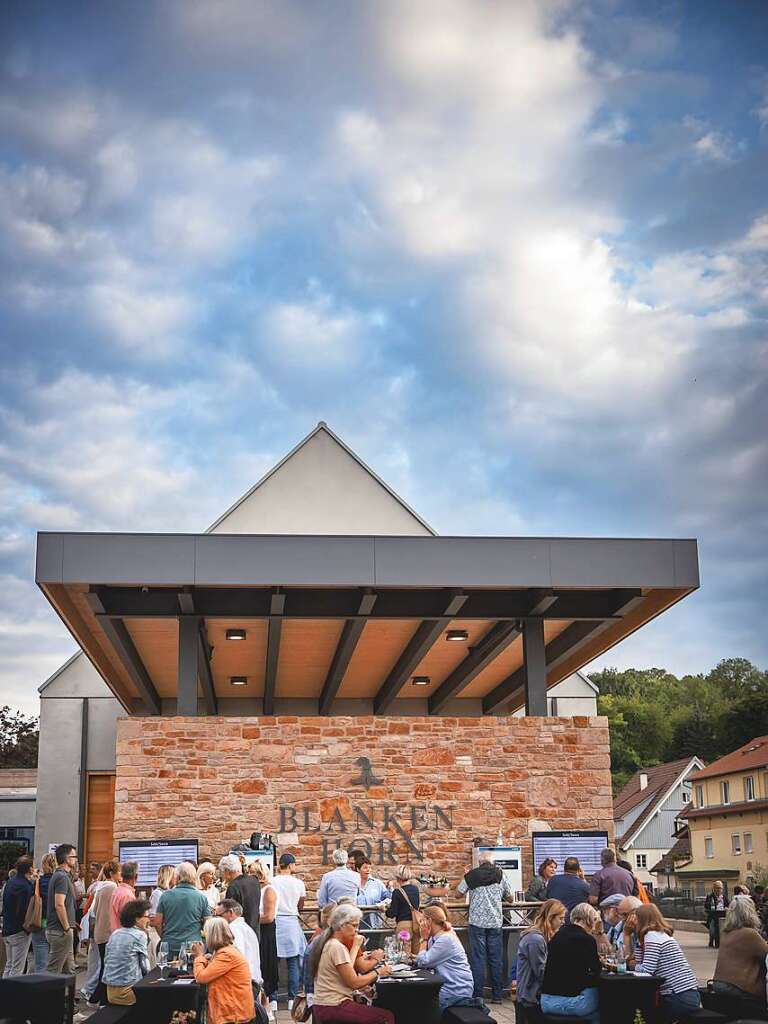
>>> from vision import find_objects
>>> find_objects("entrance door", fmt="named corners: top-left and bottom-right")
top-left (84, 772), bottom-right (116, 868)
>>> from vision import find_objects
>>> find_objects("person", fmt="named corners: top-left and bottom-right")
top-left (89, 859), bottom-right (121, 1004)
top-left (544, 857), bottom-right (590, 918)
top-left (588, 848), bottom-right (635, 906)
top-left (733, 884), bottom-right (750, 896)
top-left (78, 864), bottom-right (110, 1008)
top-left (633, 904), bottom-right (700, 1020)
top-left (310, 903), bottom-right (394, 1024)
top-left (599, 893), bottom-right (624, 945)
top-left (540, 902), bottom-right (602, 1024)
top-left (303, 902), bottom-right (337, 1003)
top-left (271, 852), bottom-right (307, 1011)
top-left (416, 904), bottom-right (478, 1010)
top-left (216, 899), bottom-right (265, 1010)
top-left (148, 863), bottom-right (175, 967)
top-left (192, 917), bottom-right (256, 1024)
top-left (46, 842), bottom-right (79, 974)
top-left (713, 896), bottom-right (768, 1017)
top-left (386, 864), bottom-right (421, 954)
top-left (705, 880), bottom-right (729, 948)
top-left (1, 855), bottom-right (34, 977)
top-left (457, 851), bottom-right (512, 1004)
top-left (318, 848), bottom-right (361, 908)
top-left (198, 861), bottom-right (221, 910)
top-left (525, 858), bottom-right (557, 902)
top-left (220, 853), bottom-right (261, 936)
top-left (110, 861), bottom-right (138, 933)
top-left (102, 898), bottom-right (150, 1006)
top-left (516, 899), bottom-right (566, 1015)
top-left (354, 855), bottom-right (391, 934)
top-left (253, 860), bottom-right (278, 1019)
top-left (31, 852), bottom-right (56, 972)
top-left (752, 884), bottom-right (765, 909)
top-left (155, 860), bottom-right (210, 957)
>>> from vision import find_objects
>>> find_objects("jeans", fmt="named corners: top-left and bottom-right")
top-left (2, 931), bottom-right (32, 977)
top-left (707, 915), bottom-right (720, 947)
top-left (81, 940), bottom-right (102, 999)
top-left (541, 987), bottom-right (600, 1024)
top-left (468, 924), bottom-right (504, 999)
top-left (46, 928), bottom-right (75, 974)
top-left (285, 954), bottom-right (301, 999)
top-left (661, 988), bottom-right (701, 1021)
top-left (31, 929), bottom-right (49, 972)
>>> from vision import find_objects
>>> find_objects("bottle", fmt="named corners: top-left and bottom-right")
top-left (616, 941), bottom-right (627, 974)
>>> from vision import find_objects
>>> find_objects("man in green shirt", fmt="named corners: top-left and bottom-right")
top-left (155, 861), bottom-right (210, 957)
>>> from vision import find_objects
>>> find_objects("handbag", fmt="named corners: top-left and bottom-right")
top-left (290, 994), bottom-right (312, 1022)
top-left (23, 876), bottom-right (43, 933)
top-left (397, 885), bottom-right (426, 940)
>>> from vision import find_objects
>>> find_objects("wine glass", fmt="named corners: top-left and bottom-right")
top-left (157, 940), bottom-right (169, 978)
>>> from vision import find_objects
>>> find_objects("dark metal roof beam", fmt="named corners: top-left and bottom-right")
top-left (197, 620), bottom-right (218, 716)
top-left (95, 616), bottom-right (161, 716)
top-left (318, 591), bottom-right (378, 716)
top-left (428, 620), bottom-right (521, 715)
top-left (263, 590), bottom-right (285, 716)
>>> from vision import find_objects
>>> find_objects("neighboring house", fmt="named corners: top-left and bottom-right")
top-left (650, 827), bottom-right (692, 890)
top-left (614, 756), bottom-right (704, 889)
top-left (512, 670), bottom-right (599, 718)
top-left (679, 735), bottom-right (768, 894)
top-left (0, 769), bottom-right (37, 852)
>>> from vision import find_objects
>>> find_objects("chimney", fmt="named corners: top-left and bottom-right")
top-left (639, 773), bottom-right (648, 791)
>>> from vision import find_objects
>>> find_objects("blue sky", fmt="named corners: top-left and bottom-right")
top-left (1, 0), bottom-right (766, 715)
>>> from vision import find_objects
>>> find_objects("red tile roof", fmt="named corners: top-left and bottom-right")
top-left (689, 736), bottom-right (768, 781)
top-left (614, 757), bottom-right (702, 847)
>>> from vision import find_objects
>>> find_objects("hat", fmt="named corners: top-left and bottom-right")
top-left (279, 853), bottom-right (296, 867)
top-left (600, 893), bottom-right (625, 909)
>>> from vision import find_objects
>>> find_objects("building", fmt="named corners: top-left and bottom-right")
top-left (650, 827), bottom-right (692, 890)
top-left (0, 769), bottom-right (37, 853)
top-left (33, 423), bottom-right (699, 887)
top-left (679, 736), bottom-right (768, 893)
top-left (613, 757), bottom-right (703, 889)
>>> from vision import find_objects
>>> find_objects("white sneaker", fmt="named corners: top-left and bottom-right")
top-left (269, 1000), bottom-right (278, 1014)
top-left (288, 999), bottom-right (294, 1011)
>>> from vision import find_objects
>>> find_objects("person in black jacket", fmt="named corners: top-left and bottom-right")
top-left (705, 882), bottom-right (729, 948)
top-left (1, 856), bottom-right (35, 977)
top-left (541, 902), bottom-right (602, 1023)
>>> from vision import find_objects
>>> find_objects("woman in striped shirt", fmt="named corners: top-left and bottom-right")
top-left (633, 905), bottom-right (700, 1021)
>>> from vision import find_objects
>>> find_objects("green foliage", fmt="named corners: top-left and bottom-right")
top-left (0, 841), bottom-right (28, 873)
top-left (0, 705), bottom-right (39, 768)
top-left (592, 658), bottom-right (768, 792)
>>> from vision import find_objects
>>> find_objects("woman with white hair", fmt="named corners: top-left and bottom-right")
top-left (713, 896), bottom-right (768, 1017)
top-left (540, 902), bottom-right (602, 1024)
top-left (197, 861), bottom-right (220, 910)
top-left (155, 861), bottom-right (210, 958)
top-left (311, 903), bottom-right (394, 1023)
top-left (192, 917), bottom-right (255, 1024)
top-left (385, 864), bottom-right (421, 954)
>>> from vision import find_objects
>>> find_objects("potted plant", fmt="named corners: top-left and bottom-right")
top-left (419, 873), bottom-right (449, 897)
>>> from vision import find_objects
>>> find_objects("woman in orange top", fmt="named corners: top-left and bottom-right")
top-left (192, 917), bottom-right (256, 1024)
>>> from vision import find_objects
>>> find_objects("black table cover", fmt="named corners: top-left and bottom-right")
top-left (133, 966), bottom-right (203, 1024)
top-left (375, 969), bottom-right (444, 1024)
top-left (0, 972), bottom-right (75, 1024)
top-left (599, 971), bottom-right (663, 1024)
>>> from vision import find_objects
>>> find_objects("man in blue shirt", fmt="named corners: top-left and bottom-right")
top-left (544, 857), bottom-right (590, 919)
top-left (317, 848), bottom-right (361, 907)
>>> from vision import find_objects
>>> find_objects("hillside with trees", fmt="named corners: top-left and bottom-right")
top-left (590, 658), bottom-right (768, 792)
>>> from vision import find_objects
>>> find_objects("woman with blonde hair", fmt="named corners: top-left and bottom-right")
top-left (147, 864), bottom-right (175, 967)
top-left (541, 902), bottom-right (601, 1023)
top-left (385, 864), bottom-right (420, 954)
top-left (30, 852), bottom-right (57, 972)
top-left (191, 917), bottom-right (255, 1024)
top-left (516, 899), bottom-right (566, 1017)
top-left (415, 905), bottom-right (476, 1009)
top-left (634, 904), bottom-right (700, 1020)
top-left (251, 859), bottom-right (278, 1018)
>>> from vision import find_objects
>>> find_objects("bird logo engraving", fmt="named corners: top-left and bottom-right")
top-left (351, 756), bottom-right (383, 790)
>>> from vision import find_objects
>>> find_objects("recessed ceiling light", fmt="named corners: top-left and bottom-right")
top-left (226, 629), bottom-right (247, 641)
top-left (412, 676), bottom-right (430, 687)
top-left (445, 629), bottom-right (469, 642)
top-left (230, 676), bottom-right (248, 686)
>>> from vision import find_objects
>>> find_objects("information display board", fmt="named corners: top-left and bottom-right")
top-left (233, 847), bottom-right (275, 878)
top-left (472, 846), bottom-right (523, 895)
top-left (118, 838), bottom-right (199, 887)
top-left (531, 830), bottom-right (609, 877)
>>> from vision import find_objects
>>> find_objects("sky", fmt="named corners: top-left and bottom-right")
top-left (1, 0), bottom-right (766, 717)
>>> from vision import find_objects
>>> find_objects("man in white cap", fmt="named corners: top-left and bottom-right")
top-left (599, 893), bottom-right (625, 945)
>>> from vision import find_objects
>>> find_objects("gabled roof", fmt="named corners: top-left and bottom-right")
top-left (38, 650), bottom-right (83, 694)
top-left (689, 736), bottom-right (768, 781)
top-left (577, 670), bottom-right (599, 695)
top-left (615, 756), bottom-right (704, 848)
top-left (650, 828), bottom-right (691, 875)
top-left (206, 422), bottom-right (437, 535)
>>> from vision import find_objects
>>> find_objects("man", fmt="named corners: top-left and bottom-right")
top-left (457, 852), bottom-right (511, 1005)
top-left (544, 856), bottom-right (590, 918)
top-left (704, 881), bottom-right (728, 949)
top-left (219, 854), bottom-right (261, 936)
top-left (599, 893), bottom-right (624, 946)
top-left (615, 895), bottom-right (643, 966)
top-left (317, 848), bottom-right (361, 907)
top-left (588, 848), bottom-right (635, 906)
top-left (47, 843), bottom-right (79, 974)
top-left (109, 862), bottom-right (138, 934)
top-left (155, 861), bottom-right (210, 958)
top-left (1, 855), bottom-right (35, 977)
top-left (216, 898), bottom-right (264, 1007)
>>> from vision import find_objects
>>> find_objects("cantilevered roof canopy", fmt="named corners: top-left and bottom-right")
top-left (36, 532), bottom-right (699, 718)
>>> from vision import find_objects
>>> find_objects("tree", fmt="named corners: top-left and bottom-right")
top-left (707, 658), bottom-right (768, 702)
top-left (0, 706), bottom-right (39, 768)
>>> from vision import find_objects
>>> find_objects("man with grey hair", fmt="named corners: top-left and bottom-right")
top-left (457, 851), bottom-right (512, 1004)
top-left (216, 898), bottom-right (263, 987)
top-left (588, 848), bottom-right (635, 907)
top-left (219, 854), bottom-right (261, 936)
top-left (155, 861), bottom-right (210, 957)
top-left (317, 848), bottom-right (361, 908)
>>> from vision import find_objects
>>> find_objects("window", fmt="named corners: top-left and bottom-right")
top-left (681, 790), bottom-right (690, 803)
top-left (763, 772), bottom-right (768, 798)
top-left (695, 784), bottom-right (705, 807)
top-left (721, 781), bottom-right (730, 805)
top-left (745, 776), bottom-right (755, 801)
top-left (732, 834), bottom-right (742, 855)
top-left (705, 837), bottom-right (714, 858)
top-left (745, 833), bottom-right (753, 854)
top-left (636, 853), bottom-right (647, 869)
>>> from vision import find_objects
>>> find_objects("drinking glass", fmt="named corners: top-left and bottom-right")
top-left (158, 940), bottom-right (169, 978)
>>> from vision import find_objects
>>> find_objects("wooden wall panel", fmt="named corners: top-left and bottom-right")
top-left (84, 772), bottom-right (115, 868)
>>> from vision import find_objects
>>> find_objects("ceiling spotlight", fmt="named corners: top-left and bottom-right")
top-left (445, 629), bottom-right (469, 642)
top-left (230, 676), bottom-right (248, 686)
top-left (412, 676), bottom-right (430, 687)
top-left (226, 629), bottom-right (247, 641)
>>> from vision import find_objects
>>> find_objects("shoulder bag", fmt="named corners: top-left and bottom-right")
top-left (24, 875), bottom-right (43, 933)
top-left (397, 885), bottom-right (426, 939)
top-left (290, 994), bottom-right (311, 1022)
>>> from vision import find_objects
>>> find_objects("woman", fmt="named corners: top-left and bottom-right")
top-left (541, 902), bottom-right (601, 1024)
top-left (79, 864), bottom-right (108, 1005)
top-left (197, 861), bottom-right (221, 910)
top-left (192, 917), bottom-right (255, 1024)
top-left (355, 856), bottom-right (391, 935)
top-left (634, 904), bottom-right (700, 1021)
top-left (270, 853), bottom-right (307, 1011)
top-left (385, 864), bottom-right (420, 955)
top-left (102, 898), bottom-right (150, 1006)
top-left (91, 859), bottom-right (121, 1005)
top-left (415, 905), bottom-right (476, 1010)
top-left (30, 852), bottom-right (56, 972)
top-left (705, 880), bottom-right (729, 948)
top-left (517, 899), bottom-right (565, 1016)
top-left (252, 859), bottom-right (278, 1019)
top-left (311, 903), bottom-right (394, 1024)
top-left (147, 863), bottom-right (175, 968)
top-left (525, 859), bottom-right (557, 902)
top-left (713, 897), bottom-right (768, 1017)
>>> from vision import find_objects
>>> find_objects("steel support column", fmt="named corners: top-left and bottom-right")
top-left (522, 617), bottom-right (547, 717)
top-left (177, 615), bottom-right (201, 716)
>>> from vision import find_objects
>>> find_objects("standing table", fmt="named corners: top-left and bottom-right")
top-left (599, 971), bottom-right (663, 1024)
top-left (374, 969), bottom-right (444, 1024)
top-left (133, 967), bottom-right (203, 1023)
